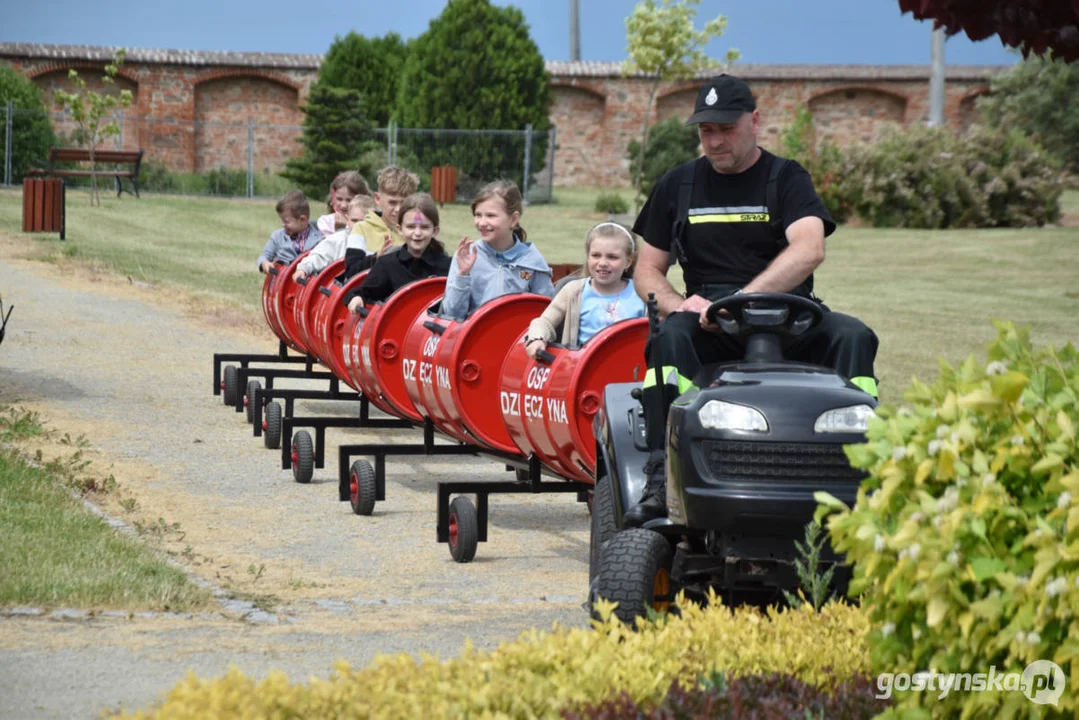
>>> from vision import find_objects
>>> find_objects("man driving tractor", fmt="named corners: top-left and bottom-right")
top-left (625, 73), bottom-right (879, 527)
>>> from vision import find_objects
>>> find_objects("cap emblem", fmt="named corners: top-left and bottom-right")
top-left (705, 87), bottom-right (718, 106)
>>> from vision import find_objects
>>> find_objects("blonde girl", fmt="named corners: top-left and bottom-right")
top-left (524, 222), bottom-right (645, 357)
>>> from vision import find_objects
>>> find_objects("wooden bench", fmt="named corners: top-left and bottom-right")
top-left (29, 148), bottom-right (144, 198)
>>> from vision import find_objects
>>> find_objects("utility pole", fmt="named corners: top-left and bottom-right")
top-left (569, 0), bottom-right (581, 62)
top-left (928, 26), bottom-right (946, 126)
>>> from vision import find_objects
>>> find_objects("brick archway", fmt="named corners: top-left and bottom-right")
top-left (808, 85), bottom-right (909, 145)
top-left (26, 60), bottom-right (140, 85)
top-left (194, 68), bottom-right (301, 92)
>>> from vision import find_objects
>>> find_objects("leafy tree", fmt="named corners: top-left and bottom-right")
top-left (280, 85), bottom-right (380, 200)
top-left (395, 0), bottom-right (551, 188)
top-left (314, 32), bottom-right (407, 126)
top-left (624, 0), bottom-right (737, 207)
top-left (0, 63), bottom-right (56, 184)
top-left (53, 50), bottom-right (133, 206)
top-left (626, 116), bottom-right (700, 199)
top-left (897, 0), bottom-right (1079, 62)
top-left (977, 55), bottom-right (1079, 174)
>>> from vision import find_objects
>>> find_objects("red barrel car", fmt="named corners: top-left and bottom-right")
top-left (401, 294), bottom-right (550, 453)
top-left (500, 318), bottom-right (648, 482)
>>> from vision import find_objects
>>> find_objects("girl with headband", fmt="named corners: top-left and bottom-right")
top-left (523, 221), bottom-right (645, 357)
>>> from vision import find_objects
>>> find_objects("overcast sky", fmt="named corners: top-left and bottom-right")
top-left (0, 0), bottom-right (1018, 66)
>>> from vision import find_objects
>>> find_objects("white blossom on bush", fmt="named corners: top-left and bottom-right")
top-left (986, 360), bottom-right (1008, 376)
top-left (1046, 577), bottom-right (1068, 598)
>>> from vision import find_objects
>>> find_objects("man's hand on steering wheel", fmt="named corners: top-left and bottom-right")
top-left (677, 293), bottom-right (722, 334)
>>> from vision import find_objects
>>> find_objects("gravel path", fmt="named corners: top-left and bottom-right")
top-left (0, 250), bottom-right (591, 719)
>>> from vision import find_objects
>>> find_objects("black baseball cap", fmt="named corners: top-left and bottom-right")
top-left (684, 74), bottom-right (756, 126)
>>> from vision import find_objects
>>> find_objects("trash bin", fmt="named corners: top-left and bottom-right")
top-left (430, 166), bottom-right (457, 205)
top-left (22, 177), bottom-right (65, 238)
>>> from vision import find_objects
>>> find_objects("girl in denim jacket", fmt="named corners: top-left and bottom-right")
top-left (440, 180), bottom-right (554, 320)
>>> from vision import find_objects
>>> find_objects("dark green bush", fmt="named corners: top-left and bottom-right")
top-left (978, 54), bottom-right (1079, 174)
top-left (594, 191), bottom-right (629, 215)
top-left (0, 63), bottom-right (57, 182)
top-left (839, 125), bottom-right (1062, 228)
top-left (203, 168), bottom-right (247, 197)
top-left (563, 672), bottom-right (888, 719)
top-left (781, 106), bottom-right (853, 223)
top-left (627, 116), bottom-right (700, 202)
top-left (396, 0), bottom-right (551, 184)
top-left (137, 161), bottom-right (176, 193)
top-left (281, 84), bottom-right (379, 200)
top-left (315, 32), bottom-right (406, 127)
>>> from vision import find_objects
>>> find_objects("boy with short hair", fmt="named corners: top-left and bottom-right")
top-left (343, 165), bottom-right (420, 278)
top-left (257, 190), bottom-right (324, 273)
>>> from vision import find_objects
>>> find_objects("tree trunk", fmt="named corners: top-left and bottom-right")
top-left (88, 142), bottom-right (98, 207)
top-left (634, 80), bottom-right (660, 214)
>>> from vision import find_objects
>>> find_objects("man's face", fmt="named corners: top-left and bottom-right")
top-left (376, 192), bottom-right (407, 231)
top-left (697, 110), bottom-right (760, 174)
top-left (280, 212), bottom-right (308, 236)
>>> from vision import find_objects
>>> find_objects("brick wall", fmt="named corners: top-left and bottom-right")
top-left (1, 44), bottom-right (999, 187)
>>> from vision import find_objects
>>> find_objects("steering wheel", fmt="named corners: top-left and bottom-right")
top-left (704, 292), bottom-right (823, 339)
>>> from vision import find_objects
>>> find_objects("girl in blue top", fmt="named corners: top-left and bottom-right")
top-left (440, 180), bottom-right (554, 320)
top-left (524, 221), bottom-right (646, 357)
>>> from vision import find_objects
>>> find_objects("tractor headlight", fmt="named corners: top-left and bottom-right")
top-left (699, 400), bottom-right (768, 432)
top-left (814, 404), bottom-right (875, 434)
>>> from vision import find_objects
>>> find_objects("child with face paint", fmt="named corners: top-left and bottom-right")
top-left (523, 221), bottom-right (645, 358)
top-left (344, 193), bottom-right (452, 312)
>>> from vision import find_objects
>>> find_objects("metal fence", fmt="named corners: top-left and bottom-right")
top-left (1, 102), bottom-right (556, 203)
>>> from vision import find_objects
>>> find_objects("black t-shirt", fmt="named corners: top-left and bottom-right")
top-left (632, 149), bottom-right (835, 296)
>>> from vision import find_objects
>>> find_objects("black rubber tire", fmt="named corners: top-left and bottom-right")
top-left (447, 496), bottom-right (479, 563)
top-left (349, 460), bottom-right (377, 516)
top-left (292, 430), bottom-right (314, 484)
top-left (245, 379), bottom-right (261, 424)
top-left (222, 365), bottom-right (238, 406)
top-left (263, 401), bottom-right (282, 450)
top-left (589, 474), bottom-right (618, 585)
top-left (593, 528), bottom-right (674, 626)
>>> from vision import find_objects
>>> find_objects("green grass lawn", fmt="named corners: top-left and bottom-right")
top-left (0, 408), bottom-right (211, 611)
top-left (1, 186), bottom-right (1076, 406)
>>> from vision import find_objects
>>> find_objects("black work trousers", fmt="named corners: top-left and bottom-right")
top-left (641, 308), bottom-right (879, 451)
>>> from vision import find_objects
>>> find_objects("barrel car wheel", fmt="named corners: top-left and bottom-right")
top-left (245, 379), bottom-right (261, 424)
top-left (349, 459), bottom-right (377, 516)
top-left (292, 430), bottom-right (314, 484)
top-left (263, 401), bottom-right (282, 450)
top-left (447, 496), bottom-right (479, 563)
top-left (222, 365), bottom-right (238, 406)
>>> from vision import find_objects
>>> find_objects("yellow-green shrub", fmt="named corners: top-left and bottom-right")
top-left (819, 322), bottom-right (1079, 718)
top-left (112, 595), bottom-right (870, 719)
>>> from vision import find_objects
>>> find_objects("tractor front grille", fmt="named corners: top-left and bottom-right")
top-left (702, 440), bottom-right (866, 483)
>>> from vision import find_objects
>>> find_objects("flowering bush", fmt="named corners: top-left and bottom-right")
top-left (818, 321), bottom-right (1079, 717)
top-left (111, 595), bottom-right (871, 719)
